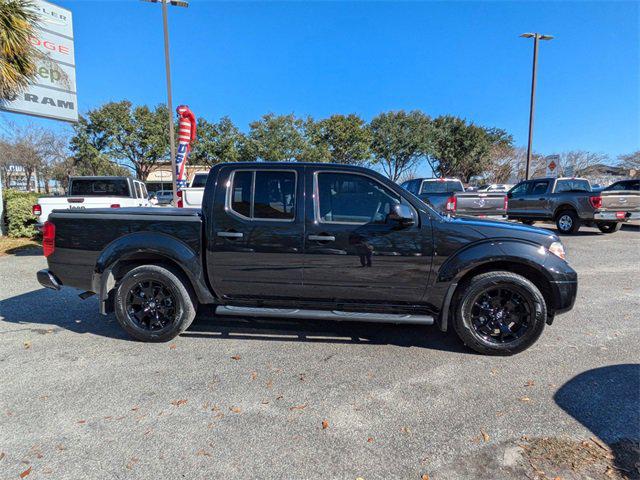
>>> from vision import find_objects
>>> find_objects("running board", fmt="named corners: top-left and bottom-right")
top-left (215, 305), bottom-right (434, 325)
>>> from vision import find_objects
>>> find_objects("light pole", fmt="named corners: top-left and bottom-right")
top-left (141, 0), bottom-right (189, 204)
top-left (520, 32), bottom-right (554, 180)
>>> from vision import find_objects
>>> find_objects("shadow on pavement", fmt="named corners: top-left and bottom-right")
top-left (185, 306), bottom-right (472, 354)
top-left (0, 289), bottom-right (471, 353)
top-left (554, 364), bottom-right (640, 478)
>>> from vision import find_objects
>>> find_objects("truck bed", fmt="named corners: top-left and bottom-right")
top-left (47, 208), bottom-right (202, 292)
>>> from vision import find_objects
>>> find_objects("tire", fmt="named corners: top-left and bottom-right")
top-left (521, 220), bottom-right (536, 226)
top-left (452, 271), bottom-right (547, 355)
top-left (597, 222), bottom-right (622, 234)
top-left (114, 265), bottom-right (197, 342)
top-left (555, 210), bottom-right (581, 234)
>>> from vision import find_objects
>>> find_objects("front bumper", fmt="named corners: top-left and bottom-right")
top-left (550, 279), bottom-right (578, 315)
top-left (593, 211), bottom-right (639, 221)
top-left (37, 269), bottom-right (61, 290)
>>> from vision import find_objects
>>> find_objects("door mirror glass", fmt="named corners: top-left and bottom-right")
top-left (387, 204), bottom-right (415, 227)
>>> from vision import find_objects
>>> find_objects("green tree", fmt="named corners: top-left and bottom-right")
top-left (431, 116), bottom-right (508, 183)
top-left (307, 114), bottom-right (372, 165)
top-left (70, 101), bottom-right (170, 180)
top-left (370, 110), bottom-right (434, 181)
top-left (190, 117), bottom-right (245, 166)
top-left (0, 0), bottom-right (39, 99)
top-left (243, 113), bottom-right (312, 162)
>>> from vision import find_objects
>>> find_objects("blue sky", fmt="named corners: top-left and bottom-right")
top-left (2, 0), bottom-right (638, 175)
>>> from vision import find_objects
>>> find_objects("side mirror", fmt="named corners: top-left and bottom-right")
top-left (507, 192), bottom-right (513, 199)
top-left (388, 204), bottom-right (415, 228)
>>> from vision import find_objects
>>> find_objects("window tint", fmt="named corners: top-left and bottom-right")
top-left (420, 180), bottom-right (464, 194)
top-left (317, 172), bottom-right (400, 224)
top-left (69, 179), bottom-right (130, 197)
top-left (531, 181), bottom-right (549, 195)
top-left (191, 173), bottom-right (208, 188)
top-left (230, 171), bottom-right (252, 217)
top-left (555, 179), bottom-right (591, 192)
top-left (254, 171), bottom-right (296, 219)
top-left (229, 170), bottom-right (296, 220)
top-left (605, 180), bottom-right (639, 191)
top-left (509, 182), bottom-right (530, 196)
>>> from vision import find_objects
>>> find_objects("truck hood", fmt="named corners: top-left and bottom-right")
top-left (445, 215), bottom-right (559, 246)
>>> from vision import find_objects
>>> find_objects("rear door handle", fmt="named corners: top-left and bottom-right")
top-left (217, 231), bottom-right (243, 238)
top-left (308, 234), bottom-right (335, 242)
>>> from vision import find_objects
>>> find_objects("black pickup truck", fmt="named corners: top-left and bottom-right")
top-left (37, 163), bottom-right (577, 355)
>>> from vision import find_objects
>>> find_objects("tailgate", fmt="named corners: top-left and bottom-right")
top-left (456, 193), bottom-right (507, 216)
top-left (600, 191), bottom-right (640, 212)
top-left (182, 188), bottom-right (205, 208)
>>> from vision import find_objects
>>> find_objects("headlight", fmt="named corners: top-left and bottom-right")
top-left (548, 241), bottom-right (566, 260)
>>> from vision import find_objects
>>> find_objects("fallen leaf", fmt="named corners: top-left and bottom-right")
top-left (553, 477), bottom-right (563, 480)
top-left (367, 437), bottom-right (374, 443)
top-left (525, 380), bottom-right (535, 387)
top-left (131, 406), bottom-right (139, 411)
top-left (0, 452), bottom-right (4, 461)
top-left (196, 449), bottom-right (212, 457)
top-left (401, 426), bottom-right (411, 434)
top-left (230, 406), bottom-right (241, 413)
top-left (289, 404), bottom-right (307, 411)
top-left (250, 371), bottom-right (258, 381)
top-left (481, 430), bottom-right (490, 442)
top-left (519, 397), bottom-right (531, 403)
top-left (266, 379), bottom-right (273, 389)
top-left (322, 419), bottom-right (329, 429)
top-left (276, 395), bottom-right (284, 400)
top-left (171, 399), bottom-right (188, 407)
top-left (56, 444), bottom-right (66, 451)
top-left (23, 341), bottom-right (31, 350)
top-left (77, 420), bottom-right (86, 424)
top-left (126, 457), bottom-right (139, 470)
top-left (422, 475), bottom-right (430, 480)
top-left (261, 400), bottom-right (270, 405)
top-left (19, 466), bottom-right (32, 478)
top-left (168, 344), bottom-right (177, 350)
top-left (231, 355), bottom-right (241, 360)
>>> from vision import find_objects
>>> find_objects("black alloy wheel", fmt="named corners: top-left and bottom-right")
top-left (126, 280), bottom-right (177, 332)
top-left (468, 286), bottom-right (532, 344)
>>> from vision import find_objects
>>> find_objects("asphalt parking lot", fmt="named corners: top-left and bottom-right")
top-left (1, 223), bottom-right (638, 480)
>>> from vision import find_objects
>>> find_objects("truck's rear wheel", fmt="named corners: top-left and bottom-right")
top-left (556, 210), bottom-right (581, 234)
top-left (114, 265), bottom-right (196, 342)
top-left (452, 271), bottom-right (547, 355)
top-left (597, 222), bottom-right (622, 234)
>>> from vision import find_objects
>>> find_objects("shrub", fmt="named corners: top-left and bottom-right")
top-left (2, 189), bottom-right (41, 238)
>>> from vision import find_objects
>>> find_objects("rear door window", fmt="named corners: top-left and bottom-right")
top-left (228, 170), bottom-right (296, 221)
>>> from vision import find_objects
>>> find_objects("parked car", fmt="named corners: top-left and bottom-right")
top-left (32, 176), bottom-right (151, 228)
top-left (477, 184), bottom-right (514, 193)
top-left (400, 178), bottom-right (508, 217)
top-left (506, 177), bottom-right (640, 234)
top-left (154, 190), bottom-right (174, 206)
top-left (178, 172), bottom-right (208, 208)
top-left (37, 162), bottom-right (577, 356)
top-left (603, 179), bottom-right (639, 192)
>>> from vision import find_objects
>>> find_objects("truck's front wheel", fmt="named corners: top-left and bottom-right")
top-left (452, 271), bottom-right (547, 355)
top-left (114, 265), bottom-right (197, 342)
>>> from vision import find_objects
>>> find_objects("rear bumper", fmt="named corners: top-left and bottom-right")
top-left (37, 269), bottom-right (61, 290)
top-left (550, 279), bottom-right (578, 315)
top-left (593, 211), bottom-right (639, 221)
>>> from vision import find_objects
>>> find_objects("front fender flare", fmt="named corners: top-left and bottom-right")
top-left (92, 232), bottom-right (215, 314)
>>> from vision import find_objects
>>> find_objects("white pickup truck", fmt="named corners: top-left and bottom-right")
top-left (178, 172), bottom-right (208, 208)
top-left (33, 176), bottom-right (151, 228)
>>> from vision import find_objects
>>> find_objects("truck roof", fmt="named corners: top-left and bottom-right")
top-left (68, 176), bottom-right (133, 180)
top-left (528, 177), bottom-right (589, 182)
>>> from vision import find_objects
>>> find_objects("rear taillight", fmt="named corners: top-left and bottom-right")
top-left (589, 195), bottom-right (602, 209)
top-left (176, 190), bottom-right (183, 208)
top-left (503, 195), bottom-right (508, 211)
top-left (445, 196), bottom-right (457, 213)
top-left (32, 204), bottom-right (42, 216)
top-left (110, 204), bottom-right (121, 208)
top-left (43, 221), bottom-right (55, 257)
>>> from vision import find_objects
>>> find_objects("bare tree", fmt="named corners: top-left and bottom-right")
top-left (617, 151), bottom-right (640, 176)
top-left (556, 150), bottom-right (609, 177)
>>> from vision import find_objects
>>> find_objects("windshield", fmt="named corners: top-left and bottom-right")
top-left (69, 179), bottom-right (130, 197)
top-left (420, 180), bottom-right (464, 194)
top-left (191, 174), bottom-right (208, 188)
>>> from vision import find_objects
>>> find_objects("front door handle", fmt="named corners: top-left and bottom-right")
top-left (308, 234), bottom-right (335, 242)
top-left (217, 231), bottom-right (243, 238)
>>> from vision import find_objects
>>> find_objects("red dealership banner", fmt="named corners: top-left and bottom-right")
top-left (175, 105), bottom-right (196, 190)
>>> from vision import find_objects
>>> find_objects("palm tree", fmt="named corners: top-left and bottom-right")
top-left (0, 0), bottom-right (39, 100)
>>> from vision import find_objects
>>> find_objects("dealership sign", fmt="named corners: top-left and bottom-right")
top-left (0, 0), bottom-right (77, 122)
